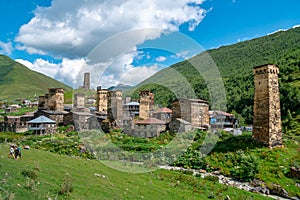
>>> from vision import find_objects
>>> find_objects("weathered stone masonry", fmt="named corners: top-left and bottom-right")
top-left (253, 64), bottom-right (282, 147)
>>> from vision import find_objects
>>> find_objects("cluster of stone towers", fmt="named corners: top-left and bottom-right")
top-left (38, 88), bottom-right (64, 111)
top-left (96, 86), bottom-right (123, 126)
top-left (253, 64), bottom-right (282, 148)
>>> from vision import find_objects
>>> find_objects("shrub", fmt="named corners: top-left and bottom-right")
top-left (230, 150), bottom-right (260, 181)
top-left (21, 170), bottom-right (37, 180)
top-left (59, 174), bottom-right (73, 195)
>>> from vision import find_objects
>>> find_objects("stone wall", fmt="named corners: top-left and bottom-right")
top-left (253, 64), bottom-right (282, 147)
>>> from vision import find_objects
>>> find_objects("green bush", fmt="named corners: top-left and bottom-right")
top-left (230, 150), bottom-right (259, 181)
top-left (59, 174), bottom-right (73, 195)
top-left (21, 170), bottom-right (38, 180)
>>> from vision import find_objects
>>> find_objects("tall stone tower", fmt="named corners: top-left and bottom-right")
top-left (253, 64), bottom-right (282, 147)
top-left (107, 91), bottom-right (123, 127)
top-left (74, 94), bottom-right (85, 108)
top-left (47, 88), bottom-right (64, 111)
top-left (139, 91), bottom-right (154, 119)
top-left (96, 86), bottom-right (108, 113)
top-left (83, 72), bottom-right (90, 90)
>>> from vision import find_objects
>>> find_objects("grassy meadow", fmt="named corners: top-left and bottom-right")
top-left (0, 142), bottom-right (270, 200)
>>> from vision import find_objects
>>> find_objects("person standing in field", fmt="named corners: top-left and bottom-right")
top-left (14, 145), bottom-right (22, 160)
top-left (8, 144), bottom-right (15, 159)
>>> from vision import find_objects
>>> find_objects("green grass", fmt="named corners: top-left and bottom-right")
top-left (204, 132), bottom-right (300, 197)
top-left (0, 143), bottom-right (271, 200)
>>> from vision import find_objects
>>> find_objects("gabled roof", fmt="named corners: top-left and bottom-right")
top-left (135, 117), bottom-right (166, 125)
top-left (154, 107), bottom-right (172, 113)
top-left (28, 115), bottom-right (56, 124)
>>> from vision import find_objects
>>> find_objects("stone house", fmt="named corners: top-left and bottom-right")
top-left (153, 107), bottom-right (172, 123)
top-left (28, 115), bottom-right (56, 135)
top-left (169, 118), bottom-right (192, 133)
top-left (172, 98), bottom-right (209, 129)
top-left (125, 118), bottom-right (167, 138)
top-left (123, 101), bottom-right (140, 125)
top-left (209, 110), bottom-right (236, 128)
top-left (0, 114), bottom-right (34, 133)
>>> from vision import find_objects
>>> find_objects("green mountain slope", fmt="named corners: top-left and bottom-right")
top-left (0, 144), bottom-right (269, 199)
top-left (127, 27), bottom-right (300, 127)
top-left (0, 55), bottom-right (72, 100)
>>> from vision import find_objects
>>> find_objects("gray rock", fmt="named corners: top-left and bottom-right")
top-left (268, 183), bottom-right (289, 198)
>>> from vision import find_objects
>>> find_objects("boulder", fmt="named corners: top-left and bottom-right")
top-left (267, 183), bottom-right (289, 198)
top-left (290, 167), bottom-right (300, 179)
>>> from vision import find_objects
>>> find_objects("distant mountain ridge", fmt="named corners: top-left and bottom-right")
top-left (0, 55), bottom-right (72, 100)
top-left (108, 84), bottom-right (133, 92)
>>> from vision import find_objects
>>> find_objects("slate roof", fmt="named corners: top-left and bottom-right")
top-left (28, 115), bottom-right (56, 124)
top-left (135, 117), bottom-right (166, 125)
top-left (154, 107), bottom-right (172, 113)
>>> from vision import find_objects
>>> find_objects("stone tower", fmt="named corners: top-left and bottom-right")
top-left (253, 64), bottom-right (282, 147)
top-left (47, 88), bottom-right (64, 111)
top-left (139, 91), bottom-right (154, 119)
top-left (74, 94), bottom-right (85, 108)
top-left (96, 86), bottom-right (108, 113)
top-left (83, 72), bottom-right (90, 90)
top-left (107, 91), bottom-right (123, 127)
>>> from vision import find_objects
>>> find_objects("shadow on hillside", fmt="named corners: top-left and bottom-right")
top-left (208, 134), bottom-right (265, 154)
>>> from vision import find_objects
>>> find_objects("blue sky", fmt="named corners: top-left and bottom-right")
top-left (0, 0), bottom-right (300, 88)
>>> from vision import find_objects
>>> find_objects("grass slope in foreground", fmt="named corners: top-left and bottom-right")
top-left (0, 144), bottom-right (270, 200)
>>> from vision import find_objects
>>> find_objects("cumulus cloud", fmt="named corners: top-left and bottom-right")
top-left (16, 58), bottom-right (88, 88)
top-left (16, 58), bottom-right (60, 78)
top-left (16, 0), bottom-right (206, 58)
top-left (15, 54), bottom-right (160, 89)
top-left (155, 56), bottom-right (167, 62)
top-left (0, 41), bottom-right (13, 55)
top-left (15, 0), bottom-right (207, 88)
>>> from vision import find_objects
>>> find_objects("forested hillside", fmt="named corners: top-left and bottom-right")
top-left (127, 27), bottom-right (300, 130)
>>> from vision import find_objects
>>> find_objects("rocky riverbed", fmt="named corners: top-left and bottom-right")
top-left (159, 166), bottom-right (300, 200)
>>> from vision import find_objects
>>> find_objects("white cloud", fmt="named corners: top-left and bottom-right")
top-left (120, 64), bottom-right (159, 85)
top-left (293, 24), bottom-right (300, 29)
top-left (155, 56), bottom-right (167, 62)
top-left (16, 58), bottom-right (60, 78)
top-left (15, 0), bottom-right (206, 59)
top-left (267, 29), bottom-right (286, 36)
top-left (0, 41), bottom-right (13, 55)
top-left (15, 53), bottom-right (160, 89)
top-left (15, 0), bottom-right (207, 89)
top-left (171, 50), bottom-right (190, 59)
top-left (15, 58), bottom-right (90, 88)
